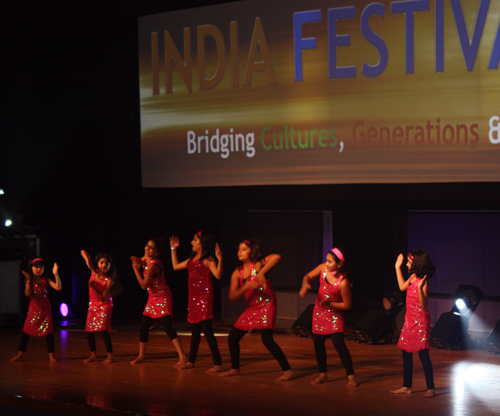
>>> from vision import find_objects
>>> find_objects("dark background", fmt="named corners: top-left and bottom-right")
top-left (2, 0), bottom-right (500, 325)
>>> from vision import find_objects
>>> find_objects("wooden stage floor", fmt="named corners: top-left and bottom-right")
top-left (1, 325), bottom-right (500, 416)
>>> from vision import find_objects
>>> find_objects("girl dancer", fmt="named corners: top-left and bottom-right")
top-left (11, 258), bottom-right (62, 362)
top-left (170, 232), bottom-right (224, 373)
top-left (391, 249), bottom-right (435, 398)
top-left (130, 237), bottom-right (187, 367)
top-left (81, 250), bottom-right (115, 364)
top-left (299, 247), bottom-right (357, 387)
top-left (220, 239), bottom-right (295, 381)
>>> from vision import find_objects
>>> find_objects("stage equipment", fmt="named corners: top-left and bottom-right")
top-left (383, 291), bottom-right (405, 316)
top-left (484, 320), bottom-right (500, 354)
top-left (59, 303), bottom-right (69, 318)
top-left (351, 309), bottom-right (393, 344)
top-left (452, 285), bottom-right (484, 316)
top-left (430, 311), bottom-right (463, 350)
top-left (292, 304), bottom-right (314, 338)
top-left (431, 285), bottom-right (484, 350)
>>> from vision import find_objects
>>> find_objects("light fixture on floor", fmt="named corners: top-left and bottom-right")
top-left (430, 285), bottom-right (484, 350)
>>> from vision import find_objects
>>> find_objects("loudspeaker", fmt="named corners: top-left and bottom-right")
top-left (292, 304), bottom-right (314, 338)
top-left (430, 312), bottom-right (463, 350)
top-left (351, 309), bottom-right (393, 344)
top-left (484, 320), bottom-right (500, 354)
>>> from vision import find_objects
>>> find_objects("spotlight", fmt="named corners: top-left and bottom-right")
top-left (59, 303), bottom-right (69, 317)
top-left (431, 284), bottom-right (484, 350)
top-left (5, 219), bottom-right (12, 227)
top-left (0, 189), bottom-right (4, 195)
top-left (452, 285), bottom-right (484, 316)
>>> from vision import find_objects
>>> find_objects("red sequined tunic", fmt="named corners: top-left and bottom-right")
top-left (397, 276), bottom-right (431, 352)
top-left (312, 270), bottom-right (345, 335)
top-left (143, 258), bottom-right (173, 318)
top-left (85, 272), bottom-right (113, 332)
top-left (23, 278), bottom-right (53, 336)
top-left (234, 264), bottom-right (276, 331)
top-left (187, 259), bottom-right (214, 324)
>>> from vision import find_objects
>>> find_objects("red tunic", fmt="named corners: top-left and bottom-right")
top-left (23, 278), bottom-right (53, 336)
top-left (143, 258), bottom-right (173, 318)
top-left (312, 270), bottom-right (345, 335)
top-left (234, 264), bottom-right (276, 331)
top-left (187, 259), bottom-right (214, 324)
top-left (85, 272), bottom-right (113, 332)
top-left (397, 276), bottom-right (431, 352)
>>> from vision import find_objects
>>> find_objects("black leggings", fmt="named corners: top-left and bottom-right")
top-left (402, 349), bottom-right (435, 389)
top-left (139, 315), bottom-right (178, 343)
top-left (87, 330), bottom-right (113, 353)
top-left (312, 332), bottom-right (354, 375)
top-left (188, 319), bottom-right (222, 365)
top-left (19, 332), bottom-right (55, 353)
top-left (228, 327), bottom-right (291, 371)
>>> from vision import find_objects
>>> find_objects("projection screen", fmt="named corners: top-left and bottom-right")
top-left (139, 0), bottom-right (500, 187)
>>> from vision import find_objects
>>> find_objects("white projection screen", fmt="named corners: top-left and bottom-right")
top-left (139, 0), bottom-right (500, 188)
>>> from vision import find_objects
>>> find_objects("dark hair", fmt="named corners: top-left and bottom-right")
top-left (409, 248), bottom-right (435, 279)
top-left (94, 252), bottom-right (122, 298)
top-left (237, 239), bottom-right (265, 267)
top-left (189, 232), bottom-right (217, 264)
top-left (148, 237), bottom-right (166, 259)
top-left (27, 258), bottom-right (45, 278)
top-left (327, 248), bottom-right (346, 273)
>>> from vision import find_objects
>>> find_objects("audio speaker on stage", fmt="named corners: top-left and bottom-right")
top-left (351, 309), bottom-right (393, 344)
top-left (484, 320), bottom-right (500, 354)
top-left (430, 311), bottom-right (463, 350)
top-left (292, 304), bottom-right (314, 338)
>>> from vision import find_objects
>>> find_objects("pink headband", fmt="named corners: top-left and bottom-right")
top-left (31, 258), bottom-right (44, 264)
top-left (244, 240), bottom-right (251, 245)
top-left (198, 231), bottom-right (202, 237)
top-left (409, 253), bottom-right (414, 260)
top-left (330, 248), bottom-right (344, 262)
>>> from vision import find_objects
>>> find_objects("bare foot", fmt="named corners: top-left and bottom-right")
top-left (276, 369), bottom-right (296, 382)
top-left (174, 356), bottom-right (188, 370)
top-left (179, 362), bottom-right (194, 370)
top-left (84, 354), bottom-right (97, 363)
top-left (347, 375), bottom-right (358, 387)
top-left (311, 374), bottom-right (328, 385)
top-left (390, 386), bottom-right (412, 394)
top-left (10, 352), bottom-right (23, 362)
top-left (219, 369), bottom-right (240, 377)
top-left (103, 354), bottom-right (114, 364)
top-left (424, 389), bottom-right (435, 398)
top-left (49, 353), bottom-right (58, 363)
top-left (206, 365), bottom-right (225, 374)
top-left (131, 356), bottom-right (145, 365)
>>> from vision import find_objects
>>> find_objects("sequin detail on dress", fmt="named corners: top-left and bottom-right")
top-left (312, 269), bottom-right (345, 335)
top-left (23, 278), bottom-right (53, 336)
top-left (397, 277), bottom-right (431, 352)
top-left (187, 259), bottom-right (214, 324)
top-left (143, 258), bottom-right (173, 318)
top-left (234, 264), bottom-right (276, 331)
top-left (85, 272), bottom-right (113, 332)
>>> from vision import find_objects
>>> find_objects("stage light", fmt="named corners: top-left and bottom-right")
top-left (5, 219), bottom-right (12, 227)
top-left (383, 291), bottom-right (405, 317)
top-left (452, 285), bottom-right (484, 316)
top-left (0, 189), bottom-right (4, 195)
top-left (292, 304), bottom-right (314, 339)
top-left (431, 284), bottom-right (484, 350)
top-left (59, 303), bottom-right (69, 317)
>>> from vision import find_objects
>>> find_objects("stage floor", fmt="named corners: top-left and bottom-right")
top-left (1, 325), bottom-right (500, 416)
